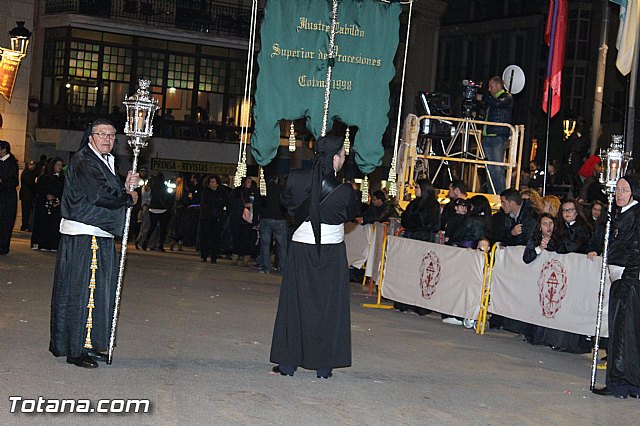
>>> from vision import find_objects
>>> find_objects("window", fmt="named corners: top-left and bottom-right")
top-left (69, 41), bottom-right (100, 79)
top-left (102, 46), bottom-right (131, 82)
top-left (199, 57), bottom-right (226, 93)
top-left (137, 50), bottom-right (165, 87)
top-left (167, 54), bottom-right (195, 90)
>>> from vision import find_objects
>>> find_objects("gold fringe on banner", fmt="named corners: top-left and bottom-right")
top-left (343, 127), bottom-right (350, 155)
top-left (361, 175), bottom-right (369, 204)
top-left (233, 161), bottom-right (243, 187)
top-left (259, 166), bottom-right (267, 196)
top-left (288, 121), bottom-right (296, 152)
top-left (84, 236), bottom-right (99, 349)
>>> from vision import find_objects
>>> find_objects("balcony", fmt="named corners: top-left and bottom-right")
top-left (44, 0), bottom-right (260, 38)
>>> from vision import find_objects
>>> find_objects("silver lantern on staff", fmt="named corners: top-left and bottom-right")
top-left (107, 79), bottom-right (159, 364)
top-left (590, 134), bottom-right (632, 390)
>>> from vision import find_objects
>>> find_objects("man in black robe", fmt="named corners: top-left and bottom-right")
top-left (50, 119), bottom-right (138, 368)
top-left (270, 135), bottom-right (360, 378)
top-left (593, 175), bottom-right (640, 398)
top-left (0, 140), bottom-right (19, 255)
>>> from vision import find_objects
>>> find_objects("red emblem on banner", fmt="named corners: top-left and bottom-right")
top-left (537, 259), bottom-right (568, 318)
top-left (419, 250), bottom-right (441, 299)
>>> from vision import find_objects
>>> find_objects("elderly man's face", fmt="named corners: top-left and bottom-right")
top-left (89, 124), bottom-right (116, 155)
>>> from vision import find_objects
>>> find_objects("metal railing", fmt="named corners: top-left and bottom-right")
top-left (44, 0), bottom-right (260, 38)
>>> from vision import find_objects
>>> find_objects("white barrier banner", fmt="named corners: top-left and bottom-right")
top-left (381, 236), bottom-right (485, 319)
top-left (490, 245), bottom-right (620, 337)
top-left (364, 223), bottom-right (387, 281)
top-left (345, 222), bottom-right (372, 269)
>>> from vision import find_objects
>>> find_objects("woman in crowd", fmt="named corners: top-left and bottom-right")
top-left (401, 178), bottom-right (440, 242)
top-left (521, 213), bottom-right (557, 343)
top-left (553, 199), bottom-right (591, 255)
top-left (142, 172), bottom-right (171, 251)
top-left (169, 177), bottom-right (188, 251)
top-left (592, 175), bottom-right (640, 399)
top-left (523, 213), bottom-right (557, 264)
top-left (31, 158), bottom-right (65, 251)
top-left (542, 195), bottom-right (561, 217)
top-left (230, 176), bottom-right (259, 266)
top-left (198, 175), bottom-right (229, 263)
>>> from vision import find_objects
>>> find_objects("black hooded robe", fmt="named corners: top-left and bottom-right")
top-left (270, 169), bottom-right (360, 371)
top-left (605, 200), bottom-right (640, 395)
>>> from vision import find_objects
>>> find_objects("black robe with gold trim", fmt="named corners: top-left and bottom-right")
top-left (49, 145), bottom-right (132, 358)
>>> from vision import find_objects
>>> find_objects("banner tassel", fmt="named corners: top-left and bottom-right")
top-left (289, 121), bottom-right (296, 152)
top-left (361, 176), bottom-right (369, 204)
top-left (259, 166), bottom-right (267, 196)
top-left (344, 127), bottom-right (351, 155)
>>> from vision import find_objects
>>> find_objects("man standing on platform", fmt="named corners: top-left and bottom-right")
top-left (0, 140), bottom-right (19, 255)
top-left (477, 76), bottom-right (513, 194)
top-left (270, 135), bottom-right (360, 379)
top-left (50, 119), bottom-right (138, 368)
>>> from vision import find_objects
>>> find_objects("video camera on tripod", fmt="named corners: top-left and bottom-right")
top-left (461, 79), bottom-right (482, 119)
top-left (416, 91), bottom-right (452, 137)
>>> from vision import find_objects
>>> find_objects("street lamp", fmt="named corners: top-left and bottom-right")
top-left (9, 21), bottom-right (31, 57)
top-left (0, 21), bottom-right (31, 102)
top-left (563, 118), bottom-right (576, 140)
top-left (590, 134), bottom-right (632, 390)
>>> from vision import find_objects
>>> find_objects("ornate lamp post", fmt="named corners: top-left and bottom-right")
top-left (590, 135), bottom-right (632, 390)
top-left (0, 21), bottom-right (31, 102)
top-left (107, 79), bottom-right (158, 364)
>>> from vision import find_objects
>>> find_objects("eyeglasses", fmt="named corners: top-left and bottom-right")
top-left (615, 187), bottom-right (632, 194)
top-left (562, 208), bottom-right (576, 213)
top-left (92, 132), bottom-right (116, 141)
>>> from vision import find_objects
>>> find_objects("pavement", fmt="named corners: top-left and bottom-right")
top-left (1, 232), bottom-right (638, 425)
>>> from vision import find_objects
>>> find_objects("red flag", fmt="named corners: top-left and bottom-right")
top-left (541, 0), bottom-right (568, 117)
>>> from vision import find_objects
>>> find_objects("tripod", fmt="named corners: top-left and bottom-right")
top-left (430, 118), bottom-right (495, 192)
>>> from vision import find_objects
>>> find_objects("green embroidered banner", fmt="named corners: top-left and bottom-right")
top-left (251, 0), bottom-right (401, 174)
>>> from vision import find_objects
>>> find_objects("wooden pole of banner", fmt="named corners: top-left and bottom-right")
top-left (475, 243), bottom-right (498, 334)
top-left (362, 227), bottom-right (393, 310)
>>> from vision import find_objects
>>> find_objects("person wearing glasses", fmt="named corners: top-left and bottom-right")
top-left (50, 119), bottom-right (139, 369)
top-left (592, 175), bottom-right (640, 399)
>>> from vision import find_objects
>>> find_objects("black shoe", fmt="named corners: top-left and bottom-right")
top-left (592, 387), bottom-right (627, 399)
top-left (66, 354), bottom-right (98, 369)
top-left (201, 257), bottom-right (207, 262)
top-left (630, 393), bottom-right (640, 399)
top-left (135, 242), bottom-right (140, 250)
top-left (272, 365), bottom-right (294, 377)
top-left (211, 258), bottom-right (217, 264)
top-left (316, 368), bottom-right (333, 379)
top-left (86, 350), bottom-right (109, 362)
